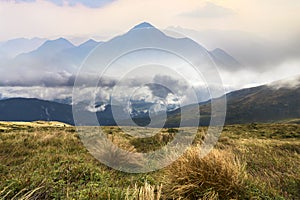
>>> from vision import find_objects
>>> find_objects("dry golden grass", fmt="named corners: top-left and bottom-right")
top-left (163, 147), bottom-right (247, 200)
top-left (0, 121), bottom-right (71, 128)
top-left (84, 136), bottom-right (144, 171)
top-left (0, 122), bottom-right (299, 199)
top-left (126, 182), bottom-right (162, 200)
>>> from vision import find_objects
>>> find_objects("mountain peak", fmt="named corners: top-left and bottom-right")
top-left (46, 38), bottom-right (72, 45)
top-left (131, 22), bottom-right (155, 30)
top-left (79, 39), bottom-right (99, 48)
top-left (210, 48), bottom-right (242, 71)
top-left (38, 38), bottom-right (74, 52)
top-left (51, 37), bottom-right (73, 44)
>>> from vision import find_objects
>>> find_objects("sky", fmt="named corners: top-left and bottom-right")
top-left (0, 0), bottom-right (299, 41)
top-left (0, 0), bottom-right (299, 101)
top-left (1, 0), bottom-right (299, 68)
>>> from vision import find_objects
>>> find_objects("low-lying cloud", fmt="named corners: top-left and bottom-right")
top-left (0, 74), bottom-right (215, 110)
top-left (169, 27), bottom-right (300, 73)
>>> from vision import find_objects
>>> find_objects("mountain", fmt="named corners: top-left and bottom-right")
top-left (163, 76), bottom-right (300, 126)
top-left (0, 98), bottom-right (74, 124)
top-left (0, 37), bottom-right (103, 87)
top-left (0, 98), bottom-right (121, 126)
top-left (0, 77), bottom-right (299, 126)
top-left (0, 37), bottom-right (46, 59)
top-left (61, 39), bottom-right (101, 65)
top-left (0, 22), bottom-right (241, 87)
top-left (209, 48), bottom-right (242, 70)
top-left (0, 38), bottom-right (77, 87)
top-left (79, 22), bottom-right (227, 78)
top-left (131, 22), bottom-right (155, 30)
top-left (167, 26), bottom-right (275, 68)
top-left (78, 39), bottom-right (99, 48)
top-left (15, 38), bottom-right (75, 62)
top-left (31, 38), bottom-right (75, 56)
top-left (224, 77), bottom-right (300, 124)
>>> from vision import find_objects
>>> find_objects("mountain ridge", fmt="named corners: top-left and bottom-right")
top-left (0, 77), bottom-right (299, 126)
top-left (0, 22), bottom-right (242, 88)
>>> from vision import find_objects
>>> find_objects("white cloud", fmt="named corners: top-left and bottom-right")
top-left (1, 0), bottom-right (298, 41)
top-left (181, 2), bottom-right (235, 18)
top-left (0, 0), bottom-right (299, 92)
top-left (0, 0), bottom-right (197, 41)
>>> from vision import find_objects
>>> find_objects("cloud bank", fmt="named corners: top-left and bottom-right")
top-left (181, 2), bottom-right (235, 18)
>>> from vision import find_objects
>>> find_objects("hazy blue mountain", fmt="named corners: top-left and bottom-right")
top-left (3, 38), bottom-right (77, 84)
top-left (16, 38), bottom-right (75, 59)
top-left (0, 22), bottom-right (241, 87)
top-left (61, 39), bottom-right (101, 65)
top-left (80, 22), bottom-right (213, 76)
top-left (0, 37), bottom-right (46, 59)
top-left (209, 48), bottom-right (242, 70)
top-left (167, 26), bottom-right (279, 68)
top-left (131, 22), bottom-right (155, 30)
top-left (85, 23), bottom-right (241, 73)
top-left (79, 39), bottom-right (100, 48)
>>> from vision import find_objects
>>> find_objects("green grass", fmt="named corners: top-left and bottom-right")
top-left (0, 122), bottom-right (299, 199)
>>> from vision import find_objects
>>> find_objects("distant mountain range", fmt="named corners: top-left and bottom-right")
top-left (0, 22), bottom-right (241, 87)
top-left (0, 98), bottom-right (73, 124)
top-left (0, 22), bottom-right (298, 127)
top-left (0, 77), bottom-right (299, 126)
top-left (0, 37), bottom-right (46, 59)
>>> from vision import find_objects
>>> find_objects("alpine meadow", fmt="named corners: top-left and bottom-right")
top-left (0, 1), bottom-right (300, 199)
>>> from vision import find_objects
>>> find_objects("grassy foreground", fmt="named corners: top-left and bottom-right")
top-left (0, 122), bottom-right (299, 199)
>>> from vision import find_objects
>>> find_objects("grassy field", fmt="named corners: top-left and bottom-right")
top-left (0, 121), bottom-right (299, 199)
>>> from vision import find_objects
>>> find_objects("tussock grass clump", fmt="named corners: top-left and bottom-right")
top-left (126, 182), bottom-right (162, 200)
top-left (163, 148), bottom-right (247, 199)
top-left (86, 137), bottom-right (144, 171)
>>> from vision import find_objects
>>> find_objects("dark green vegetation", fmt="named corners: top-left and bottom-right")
top-left (165, 84), bottom-right (300, 126)
top-left (0, 98), bottom-right (74, 124)
top-left (0, 122), bottom-right (299, 199)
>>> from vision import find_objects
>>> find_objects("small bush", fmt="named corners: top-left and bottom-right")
top-left (163, 148), bottom-right (247, 199)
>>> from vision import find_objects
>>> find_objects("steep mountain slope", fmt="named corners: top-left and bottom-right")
top-left (0, 98), bottom-right (74, 124)
top-left (61, 39), bottom-right (101, 65)
top-left (224, 83), bottom-right (300, 124)
top-left (0, 22), bottom-right (242, 87)
top-left (164, 77), bottom-right (300, 126)
top-left (0, 98), bottom-right (123, 126)
top-left (209, 48), bottom-right (242, 71)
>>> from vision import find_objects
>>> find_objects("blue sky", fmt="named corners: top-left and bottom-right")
top-left (1, 0), bottom-right (299, 42)
top-left (15, 0), bottom-right (115, 8)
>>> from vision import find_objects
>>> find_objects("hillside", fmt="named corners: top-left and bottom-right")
top-left (164, 78), bottom-right (300, 126)
top-left (0, 98), bottom-right (74, 124)
top-left (225, 84), bottom-right (300, 123)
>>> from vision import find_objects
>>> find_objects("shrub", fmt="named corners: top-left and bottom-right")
top-left (163, 148), bottom-right (247, 199)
